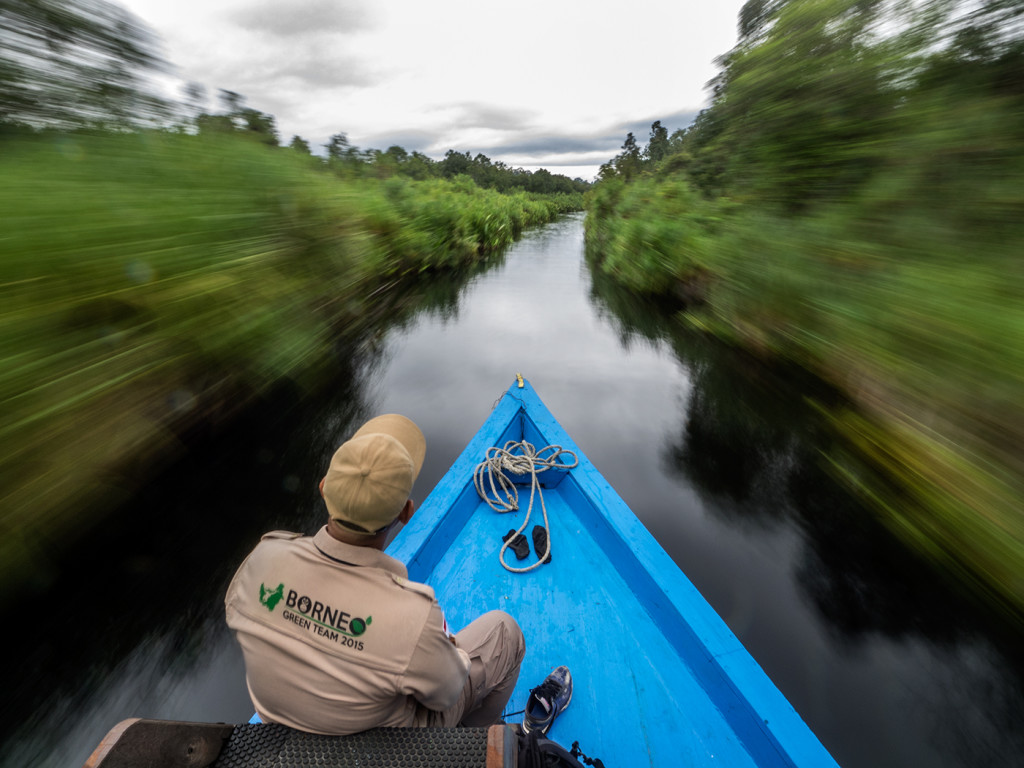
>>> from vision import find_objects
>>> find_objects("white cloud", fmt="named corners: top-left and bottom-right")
top-left (229, 0), bottom-right (376, 37)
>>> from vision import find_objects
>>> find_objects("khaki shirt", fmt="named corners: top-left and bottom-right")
top-left (225, 526), bottom-right (471, 734)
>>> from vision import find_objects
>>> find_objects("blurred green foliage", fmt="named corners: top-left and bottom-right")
top-left (1, 0), bottom-right (170, 128)
top-left (586, 0), bottom-right (1024, 617)
top-left (0, 129), bottom-right (570, 592)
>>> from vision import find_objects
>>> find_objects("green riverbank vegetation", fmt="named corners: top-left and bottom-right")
top-left (0, 131), bottom-right (579, 599)
top-left (585, 0), bottom-right (1024, 618)
top-left (0, 0), bottom-right (586, 600)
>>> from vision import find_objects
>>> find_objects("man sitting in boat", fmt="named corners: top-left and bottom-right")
top-left (224, 414), bottom-right (526, 735)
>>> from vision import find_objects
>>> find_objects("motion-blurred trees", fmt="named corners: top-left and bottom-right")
top-left (601, 0), bottom-right (1024, 215)
top-left (195, 89), bottom-right (279, 146)
top-left (288, 135), bottom-right (312, 154)
top-left (0, 0), bottom-right (169, 128)
top-left (325, 132), bottom-right (351, 162)
top-left (709, 0), bottom-right (897, 209)
top-left (646, 120), bottom-right (669, 164)
top-left (239, 107), bottom-right (278, 147)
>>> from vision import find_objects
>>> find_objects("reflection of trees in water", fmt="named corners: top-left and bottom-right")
top-left (376, 251), bottom-right (509, 330)
top-left (930, 638), bottom-right (1024, 766)
top-left (667, 358), bottom-right (800, 522)
top-left (589, 270), bottom-right (1024, 765)
top-left (590, 268), bottom-right (981, 639)
top-left (585, 268), bottom-right (1024, 679)
top-left (2, 257), bottom-right (500, 756)
top-left (676, 323), bottom-right (1024, 662)
top-left (1, 337), bottom-right (370, 752)
top-left (678, 349), bottom-right (967, 642)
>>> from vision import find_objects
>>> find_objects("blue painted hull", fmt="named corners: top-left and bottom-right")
top-left (387, 377), bottom-right (839, 767)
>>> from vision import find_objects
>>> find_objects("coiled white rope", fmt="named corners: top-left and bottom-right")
top-left (473, 440), bottom-right (578, 573)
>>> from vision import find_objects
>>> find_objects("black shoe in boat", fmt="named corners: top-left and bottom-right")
top-left (522, 666), bottom-right (573, 735)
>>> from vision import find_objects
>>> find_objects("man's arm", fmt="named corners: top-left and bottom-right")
top-left (402, 601), bottom-right (471, 711)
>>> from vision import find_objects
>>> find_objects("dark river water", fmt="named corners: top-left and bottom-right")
top-left (5, 213), bottom-right (1023, 768)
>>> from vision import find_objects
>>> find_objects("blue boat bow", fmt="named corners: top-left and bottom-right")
top-left (386, 377), bottom-right (839, 767)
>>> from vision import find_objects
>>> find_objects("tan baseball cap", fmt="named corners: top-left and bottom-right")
top-left (321, 414), bottom-right (426, 534)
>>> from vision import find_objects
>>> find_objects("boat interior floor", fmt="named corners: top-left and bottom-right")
top-left (412, 488), bottom-right (771, 766)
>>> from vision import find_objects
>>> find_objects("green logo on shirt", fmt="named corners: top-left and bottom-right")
top-left (254, 585), bottom-right (370, 651)
top-left (259, 582), bottom-right (285, 611)
top-left (349, 616), bottom-right (372, 636)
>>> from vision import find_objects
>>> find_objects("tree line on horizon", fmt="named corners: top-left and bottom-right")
top-left (194, 89), bottom-right (589, 196)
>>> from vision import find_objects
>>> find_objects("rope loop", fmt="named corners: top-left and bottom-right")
top-left (473, 441), bottom-right (578, 573)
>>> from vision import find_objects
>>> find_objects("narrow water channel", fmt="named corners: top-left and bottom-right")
top-left (5, 213), bottom-right (1023, 768)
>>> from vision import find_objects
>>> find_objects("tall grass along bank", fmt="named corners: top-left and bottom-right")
top-left (0, 130), bottom-right (569, 601)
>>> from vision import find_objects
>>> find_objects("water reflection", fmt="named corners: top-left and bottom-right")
top-left (1, 254), bottom-right (506, 768)
top-left (588, 265), bottom-right (1024, 767)
top-left (2, 358), bottom-right (366, 768)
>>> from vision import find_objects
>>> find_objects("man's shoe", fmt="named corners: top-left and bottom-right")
top-left (522, 666), bottom-right (572, 734)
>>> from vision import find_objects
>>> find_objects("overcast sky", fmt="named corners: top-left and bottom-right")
top-left (119, 0), bottom-right (747, 180)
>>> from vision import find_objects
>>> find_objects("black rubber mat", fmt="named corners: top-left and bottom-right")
top-left (212, 723), bottom-right (490, 768)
